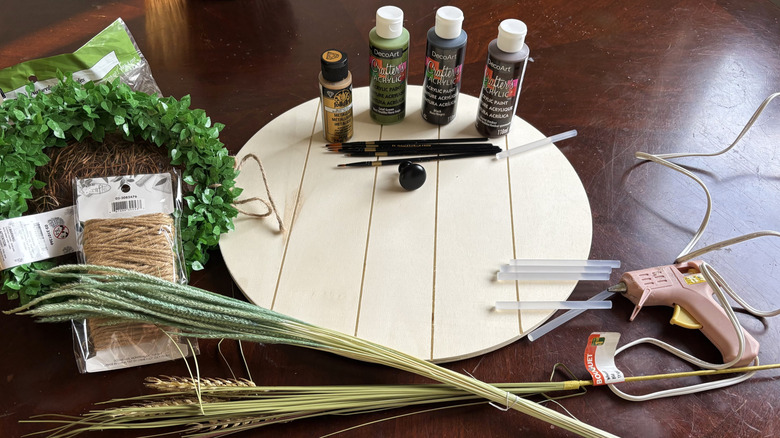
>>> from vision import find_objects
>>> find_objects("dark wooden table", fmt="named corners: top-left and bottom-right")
top-left (2, 1), bottom-right (780, 437)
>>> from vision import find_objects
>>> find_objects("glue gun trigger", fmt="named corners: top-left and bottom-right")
top-left (670, 305), bottom-right (703, 329)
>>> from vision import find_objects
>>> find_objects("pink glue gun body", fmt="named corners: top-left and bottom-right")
top-left (619, 260), bottom-right (759, 367)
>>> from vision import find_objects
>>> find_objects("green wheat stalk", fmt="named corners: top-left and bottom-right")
top-left (22, 376), bottom-right (584, 438)
top-left (6, 265), bottom-right (616, 438)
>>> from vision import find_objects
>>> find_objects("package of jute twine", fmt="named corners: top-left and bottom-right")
top-left (2, 21), bottom-right (284, 373)
top-left (27, 114), bottom-right (283, 374)
top-left (77, 172), bottom-right (191, 372)
top-left (33, 135), bottom-right (194, 372)
top-left (80, 210), bottom-right (182, 356)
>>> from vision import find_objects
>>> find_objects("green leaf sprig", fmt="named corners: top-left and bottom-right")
top-left (0, 74), bottom-right (241, 303)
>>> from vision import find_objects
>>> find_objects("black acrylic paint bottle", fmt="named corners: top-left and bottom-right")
top-left (475, 19), bottom-right (530, 138)
top-left (421, 6), bottom-right (467, 125)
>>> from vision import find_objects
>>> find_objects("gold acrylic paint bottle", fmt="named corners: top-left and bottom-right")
top-left (319, 49), bottom-right (354, 143)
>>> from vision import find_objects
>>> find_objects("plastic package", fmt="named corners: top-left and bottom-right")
top-left (1, 18), bottom-right (163, 301)
top-left (72, 171), bottom-right (194, 373)
top-left (0, 18), bottom-right (160, 100)
top-left (0, 19), bottom-right (194, 372)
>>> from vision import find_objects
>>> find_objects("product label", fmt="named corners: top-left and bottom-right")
top-left (75, 173), bottom-right (175, 221)
top-left (320, 83), bottom-right (354, 143)
top-left (3, 51), bottom-right (121, 100)
top-left (0, 207), bottom-right (78, 270)
top-left (0, 19), bottom-right (145, 99)
top-left (684, 272), bottom-right (706, 285)
top-left (422, 46), bottom-right (465, 124)
top-left (583, 332), bottom-right (625, 386)
top-left (369, 44), bottom-right (408, 122)
top-left (476, 55), bottom-right (528, 136)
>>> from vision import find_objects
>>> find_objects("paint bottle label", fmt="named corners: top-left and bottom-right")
top-left (476, 55), bottom-right (528, 137)
top-left (422, 46), bottom-right (464, 125)
top-left (320, 83), bottom-right (354, 143)
top-left (369, 45), bottom-right (408, 124)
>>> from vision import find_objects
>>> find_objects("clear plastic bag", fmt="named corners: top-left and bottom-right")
top-left (72, 171), bottom-right (195, 373)
top-left (0, 19), bottom-right (198, 372)
top-left (0, 18), bottom-right (160, 100)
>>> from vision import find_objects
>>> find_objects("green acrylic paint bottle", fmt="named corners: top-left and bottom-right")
top-left (369, 6), bottom-right (409, 124)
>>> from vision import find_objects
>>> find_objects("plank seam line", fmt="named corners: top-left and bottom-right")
top-left (354, 125), bottom-right (383, 337)
top-left (504, 133), bottom-right (523, 334)
top-left (430, 125), bottom-right (441, 361)
top-left (270, 100), bottom-right (320, 310)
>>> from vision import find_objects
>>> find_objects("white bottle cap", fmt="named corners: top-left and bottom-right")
top-left (435, 6), bottom-right (464, 39)
top-left (496, 19), bottom-right (527, 53)
top-left (376, 6), bottom-right (404, 39)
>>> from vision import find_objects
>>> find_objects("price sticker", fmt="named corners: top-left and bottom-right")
top-left (584, 332), bottom-right (625, 386)
top-left (0, 207), bottom-right (77, 270)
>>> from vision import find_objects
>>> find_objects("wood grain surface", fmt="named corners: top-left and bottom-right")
top-left (2, 1), bottom-right (780, 437)
top-left (219, 85), bottom-right (591, 362)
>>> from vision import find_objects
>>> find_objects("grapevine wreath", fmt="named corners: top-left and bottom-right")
top-left (0, 75), bottom-right (241, 304)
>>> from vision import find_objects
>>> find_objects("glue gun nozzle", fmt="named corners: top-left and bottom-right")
top-left (608, 282), bottom-right (628, 293)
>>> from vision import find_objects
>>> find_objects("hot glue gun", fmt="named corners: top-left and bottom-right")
top-left (614, 260), bottom-right (759, 367)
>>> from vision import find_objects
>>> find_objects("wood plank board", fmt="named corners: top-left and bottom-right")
top-left (220, 85), bottom-right (592, 362)
top-left (355, 98), bottom-right (439, 359)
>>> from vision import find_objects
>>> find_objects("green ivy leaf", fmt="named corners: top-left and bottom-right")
top-left (46, 119), bottom-right (65, 139)
top-left (83, 118), bottom-right (95, 132)
top-left (0, 74), bottom-right (240, 303)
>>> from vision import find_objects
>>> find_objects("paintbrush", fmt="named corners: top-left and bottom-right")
top-left (343, 145), bottom-right (502, 157)
top-left (331, 142), bottom-right (498, 153)
top-left (337, 150), bottom-right (496, 167)
top-left (327, 137), bottom-right (488, 151)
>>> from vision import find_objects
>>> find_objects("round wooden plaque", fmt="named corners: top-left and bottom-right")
top-left (219, 85), bottom-right (592, 363)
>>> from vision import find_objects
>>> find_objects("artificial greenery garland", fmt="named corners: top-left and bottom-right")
top-left (0, 74), bottom-right (240, 303)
